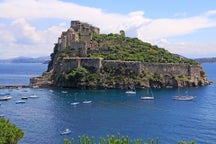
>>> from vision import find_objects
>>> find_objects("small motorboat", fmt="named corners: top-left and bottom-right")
top-left (60, 128), bottom-right (71, 135)
top-left (125, 90), bottom-right (136, 94)
top-left (0, 114), bottom-right (4, 118)
top-left (15, 100), bottom-right (26, 104)
top-left (71, 102), bottom-right (80, 106)
top-left (71, 102), bottom-right (80, 105)
top-left (61, 91), bottom-right (68, 94)
top-left (172, 96), bottom-right (196, 101)
top-left (0, 96), bottom-right (12, 101)
top-left (32, 86), bottom-right (39, 88)
top-left (140, 96), bottom-right (154, 100)
top-left (21, 96), bottom-right (28, 100)
top-left (29, 94), bottom-right (39, 98)
top-left (83, 100), bottom-right (92, 104)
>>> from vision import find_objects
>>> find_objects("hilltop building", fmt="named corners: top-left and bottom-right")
top-left (57, 21), bottom-right (100, 57)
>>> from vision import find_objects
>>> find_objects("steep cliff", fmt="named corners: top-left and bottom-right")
top-left (30, 20), bottom-right (211, 89)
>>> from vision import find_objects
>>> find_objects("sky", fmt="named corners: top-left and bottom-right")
top-left (0, 0), bottom-right (216, 59)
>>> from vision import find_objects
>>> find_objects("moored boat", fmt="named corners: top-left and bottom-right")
top-left (125, 90), bottom-right (136, 94)
top-left (15, 100), bottom-right (26, 104)
top-left (83, 100), bottom-right (92, 104)
top-left (172, 96), bottom-right (196, 101)
top-left (60, 128), bottom-right (71, 135)
top-left (29, 94), bottom-right (39, 98)
top-left (140, 96), bottom-right (154, 100)
top-left (71, 102), bottom-right (80, 106)
top-left (0, 96), bottom-right (12, 101)
top-left (173, 84), bottom-right (196, 101)
top-left (61, 91), bottom-right (68, 94)
top-left (140, 87), bottom-right (154, 100)
top-left (21, 96), bottom-right (28, 100)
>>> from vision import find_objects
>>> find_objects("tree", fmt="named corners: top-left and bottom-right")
top-left (0, 118), bottom-right (24, 144)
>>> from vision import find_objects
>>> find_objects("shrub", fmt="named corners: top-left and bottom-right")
top-left (0, 118), bottom-right (24, 144)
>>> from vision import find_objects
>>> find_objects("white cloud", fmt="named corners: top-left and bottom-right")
top-left (154, 37), bottom-right (216, 59)
top-left (11, 18), bottom-right (40, 43)
top-left (137, 15), bottom-right (216, 42)
top-left (0, 0), bottom-right (216, 59)
top-left (0, 18), bottom-right (67, 58)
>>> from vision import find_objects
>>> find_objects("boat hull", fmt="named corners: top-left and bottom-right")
top-left (60, 129), bottom-right (71, 135)
top-left (0, 96), bottom-right (12, 101)
top-left (140, 96), bottom-right (154, 100)
top-left (172, 96), bottom-right (196, 101)
top-left (16, 100), bottom-right (26, 104)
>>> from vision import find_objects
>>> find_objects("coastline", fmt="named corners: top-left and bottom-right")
top-left (0, 85), bottom-right (31, 89)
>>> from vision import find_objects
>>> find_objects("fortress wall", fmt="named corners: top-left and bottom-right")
top-left (60, 58), bottom-right (79, 73)
top-left (102, 60), bottom-right (142, 74)
top-left (142, 63), bottom-right (190, 76)
top-left (57, 58), bottom-right (202, 79)
top-left (57, 58), bottom-right (102, 73)
top-left (190, 65), bottom-right (202, 77)
top-left (80, 58), bottom-right (102, 72)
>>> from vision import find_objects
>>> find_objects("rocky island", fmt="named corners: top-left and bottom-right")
top-left (30, 20), bottom-right (211, 89)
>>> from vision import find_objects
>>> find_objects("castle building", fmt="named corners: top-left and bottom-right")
top-left (57, 21), bottom-right (100, 57)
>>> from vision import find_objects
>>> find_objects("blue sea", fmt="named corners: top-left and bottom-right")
top-left (0, 63), bottom-right (215, 144)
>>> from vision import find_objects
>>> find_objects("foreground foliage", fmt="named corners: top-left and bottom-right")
top-left (63, 133), bottom-right (195, 144)
top-left (0, 118), bottom-right (24, 144)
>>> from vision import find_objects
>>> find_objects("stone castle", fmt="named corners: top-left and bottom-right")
top-left (30, 21), bottom-right (211, 89)
top-left (57, 21), bottom-right (100, 57)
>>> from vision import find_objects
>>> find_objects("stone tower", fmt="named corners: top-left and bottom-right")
top-left (57, 20), bottom-right (100, 57)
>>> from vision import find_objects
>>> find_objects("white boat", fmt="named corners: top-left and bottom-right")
top-left (140, 87), bottom-right (154, 100)
top-left (172, 96), bottom-right (196, 101)
top-left (71, 102), bottom-right (80, 106)
top-left (49, 90), bottom-right (53, 93)
top-left (83, 100), bottom-right (92, 104)
top-left (61, 91), bottom-right (68, 94)
top-left (172, 85), bottom-right (196, 101)
top-left (125, 90), bottom-right (136, 94)
top-left (21, 96), bottom-right (28, 100)
top-left (0, 114), bottom-right (4, 118)
top-left (32, 86), bottom-right (39, 88)
top-left (60, 129), bottom-right (71, 135)
top-left (15, 100), bottom-right (26, 104)
top-left (140, 96), bottom-right (154, 100)
top-left (0, 96), bottom-right (12, 101)
top-left (29, 94), bottom-right (39, 98)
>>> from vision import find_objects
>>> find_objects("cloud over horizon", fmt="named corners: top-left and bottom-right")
top-left (0, 0), bottom-right (216, 59)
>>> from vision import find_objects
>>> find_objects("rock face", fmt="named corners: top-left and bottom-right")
top-left (30, 20), bottom-right (211, 89)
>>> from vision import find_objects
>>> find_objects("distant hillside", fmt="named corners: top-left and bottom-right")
top-left (0, 56), bottom-right (50, 63)
top-left (194, 57), bottom-right (216, 63)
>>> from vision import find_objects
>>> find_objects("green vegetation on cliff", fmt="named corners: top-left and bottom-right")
top-left (55, 31), bottom-right (198, 65)
top-left (59, 32), bottom-right (197, 65)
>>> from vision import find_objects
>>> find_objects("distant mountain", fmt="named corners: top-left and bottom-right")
top-left (0, 56), bottom-right (50, 63)
top-left (194, 57), bottom-right (216, 63)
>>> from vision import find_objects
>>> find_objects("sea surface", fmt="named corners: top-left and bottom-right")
top-left (0, 63), bottom-right (215, 144)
